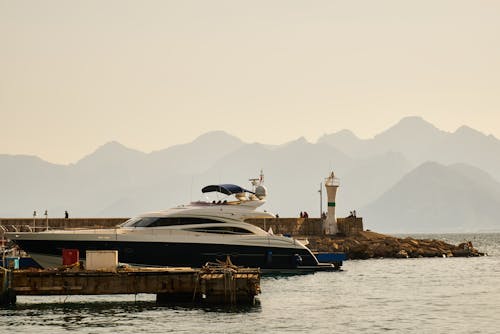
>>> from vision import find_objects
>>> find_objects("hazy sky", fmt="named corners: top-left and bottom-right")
top-left (1, 0), bottom-right (499, 164)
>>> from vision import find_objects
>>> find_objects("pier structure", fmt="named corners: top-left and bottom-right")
top-left (0, 264), bottom-right (260, 307)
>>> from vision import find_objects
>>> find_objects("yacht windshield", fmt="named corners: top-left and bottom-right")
top-left (185, 226), bottom-right (254, 235)
top-left (120, 217), bottom-right (158, 228)
top-left (120, 217), bottom-right (226, 227)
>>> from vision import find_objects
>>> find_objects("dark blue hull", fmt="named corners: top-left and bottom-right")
top-left (13, 239), bottom-right (320, 270)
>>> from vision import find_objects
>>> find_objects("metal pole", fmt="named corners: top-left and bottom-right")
top-left (1, 226), bottom-right (5, 268)
top-left (44, 210), bottom-right (48, 231)
top-left (33, 211), bottom-right (37, 232)
top-left (318, 182), bottom-right (323, 218)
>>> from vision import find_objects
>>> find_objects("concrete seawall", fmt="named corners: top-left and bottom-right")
top-left (0, 217), bottom-right (325, 237)
top-left (0, 218), bottom-right (127, 234)
top-left (245, 218), bottom-right (324, 235)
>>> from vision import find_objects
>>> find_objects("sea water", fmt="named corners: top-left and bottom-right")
top-left (1, 233), bottom-right (499, 333)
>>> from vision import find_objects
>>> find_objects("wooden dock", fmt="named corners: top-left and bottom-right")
top-left (0, 264), bottom-right (260, 307)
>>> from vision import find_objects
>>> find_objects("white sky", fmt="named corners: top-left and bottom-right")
top-left (1, 0), bottom-right (499, 164)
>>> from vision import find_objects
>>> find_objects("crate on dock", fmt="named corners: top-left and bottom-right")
top-left (85, 250), bottom-right (118, 271)
top-left (62, 249), bottom-right (79, 266)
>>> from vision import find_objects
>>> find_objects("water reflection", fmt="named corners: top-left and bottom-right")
top-left (1, 296), bottom-right (262, 329)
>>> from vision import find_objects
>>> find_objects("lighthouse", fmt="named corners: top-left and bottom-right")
top-left (324, 171), bottom-right (340, 234)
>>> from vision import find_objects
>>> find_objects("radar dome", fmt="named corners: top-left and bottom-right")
top-left (255, 185), bottom-right (268, 200)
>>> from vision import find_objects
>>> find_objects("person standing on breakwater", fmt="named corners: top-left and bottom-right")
top-left (64, 210), bottom-right (69, 219)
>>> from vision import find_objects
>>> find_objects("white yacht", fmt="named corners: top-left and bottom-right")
top-left (7, 178), bottom-right (333, 273)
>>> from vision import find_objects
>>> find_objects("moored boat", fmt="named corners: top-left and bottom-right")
top-left (6, 175), bottom-right (334, 273)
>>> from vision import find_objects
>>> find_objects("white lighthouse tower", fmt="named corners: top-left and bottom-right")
top-left (324, 171), bottom-right (340, 235)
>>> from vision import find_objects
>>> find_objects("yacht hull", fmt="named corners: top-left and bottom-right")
top-left (12, 238), bottom-right (319, 271)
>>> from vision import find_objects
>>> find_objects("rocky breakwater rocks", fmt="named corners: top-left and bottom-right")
top-left (308, 231), bottom-right (484, 260)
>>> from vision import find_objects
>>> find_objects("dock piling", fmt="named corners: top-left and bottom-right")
top-left (0, 267), bottom-right (16, 307)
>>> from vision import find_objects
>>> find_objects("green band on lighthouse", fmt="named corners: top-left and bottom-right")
top-left (328, 202), bottom-right (336, 207)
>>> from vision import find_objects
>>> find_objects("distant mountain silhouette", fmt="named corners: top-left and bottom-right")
top-left (319, 116), bottom-right (500, 181)
top-left (0, 154), bottom-right (69, 217)
top-left (75, 141), bottom-right (146, 167)
top-left (319, 116), bottom-right (444, 159)
top-left (317, 129), bottom-right (367, 157)
top-left (147, 131), bottom-right (244, 175)
top-left (71, 141), bottom-right (147, 191)
top-left (361, 162), bottom-right (500, 233)
top-left (1, 119), bottom-right (500, 232)
top-left (0, 133), bottom-right (409, 220)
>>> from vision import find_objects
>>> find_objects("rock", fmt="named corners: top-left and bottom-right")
top-left (452, 249), bottom-right (470, 257)
top-left (406, 238), bottom-right (420, 247)
top-left (306, 234), bottom-right (484, 259)
top-left (396, 250), bottom-right (409, 258)
top-left (372, 244), bottom-right (393, 258)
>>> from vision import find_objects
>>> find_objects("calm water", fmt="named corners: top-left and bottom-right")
top-left (1, 233), bottom-right (499, 333)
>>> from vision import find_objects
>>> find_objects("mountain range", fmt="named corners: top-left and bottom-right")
top-left (1, 116), bottom-right (499, 233)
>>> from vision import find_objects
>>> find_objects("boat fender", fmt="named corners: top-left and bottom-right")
top-left (266, 251), bottom-right (272, 265)
top-left (294, 253), bottom-right (303, 267)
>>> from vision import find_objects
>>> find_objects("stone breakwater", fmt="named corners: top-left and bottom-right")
top-left (308, 231), bottom-right (484, 259)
